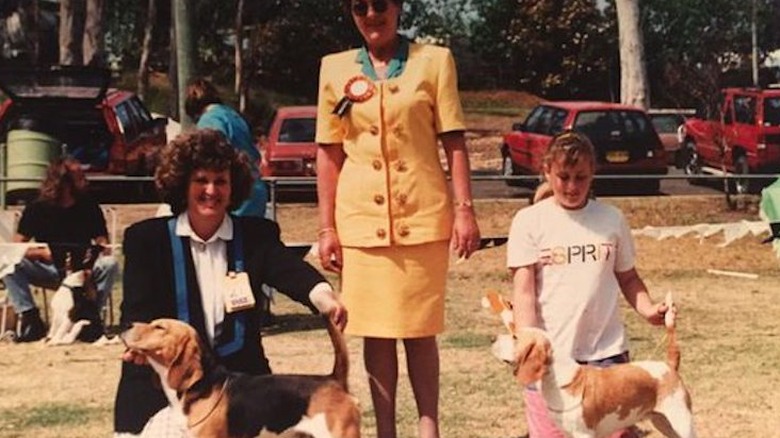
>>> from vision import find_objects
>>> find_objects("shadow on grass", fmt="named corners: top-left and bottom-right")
top-left (261, 312), bottom-right (326, 337)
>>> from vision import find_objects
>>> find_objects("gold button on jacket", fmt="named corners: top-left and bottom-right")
top-left (316, 44), bottom-right (466, 247)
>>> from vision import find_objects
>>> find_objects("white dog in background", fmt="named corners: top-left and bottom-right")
top-left (46, 268), bottom-right (94, 345)
top-left (45, 246), bottom-right (115, 346)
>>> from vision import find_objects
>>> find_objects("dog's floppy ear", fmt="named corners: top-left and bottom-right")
top-left (513, 331), bottom-right (550, 385)
top-left (167, 334), bottom-right (205, 392)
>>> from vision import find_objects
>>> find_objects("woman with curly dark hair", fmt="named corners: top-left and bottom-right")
top-left (113, 129), bottom-right (347, 437)
top-left (184, 77), bottom-right (268, 218)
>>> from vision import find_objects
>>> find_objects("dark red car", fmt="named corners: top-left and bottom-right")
top-left (501, 101), bottom-right (668, 193)
top-left (679, 87), bottom-right (780, 194)
top-left (0, 66), bottom-right (167, 202)
top-left (259, 106), bottom-right (317, 177)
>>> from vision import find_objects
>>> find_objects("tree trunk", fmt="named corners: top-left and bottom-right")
top-left (173, 0), bottom-right (195, 127)
top-left (138, 0), bottom-right (157, 100)
top-left (169, 18), bottom-right (178, 120)
top-left (59, 0), bottom-right (84, 65)
top-left (235, 0), bottom-right (246, 113)
top-left (28, 0), bottom-right (39, 63)
top-left (615, 0), bottom-right (649, 109)
top-left (83, 0), bottom-right (104, 66)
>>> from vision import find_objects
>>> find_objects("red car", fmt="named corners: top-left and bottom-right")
top-left (648, 108), bottom-right (695, 164)
top-left (678, 87), bottom-right (780, 194)
top-left (501, 101), bottom-right (668, 193)
top-left (0, 66), bottom-right (167, 201)
top-left (259, 106), bottom-right (317, 177)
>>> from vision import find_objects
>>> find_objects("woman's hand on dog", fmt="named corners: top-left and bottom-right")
top-left (311, 288), bottom-right (348, 331)
top-left (640, 300), bottom-right (672, 326)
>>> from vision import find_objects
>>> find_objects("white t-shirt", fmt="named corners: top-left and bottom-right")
top-left (507, 198), bottom-right (635, 362)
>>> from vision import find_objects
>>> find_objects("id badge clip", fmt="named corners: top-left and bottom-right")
top-left (223, 271), bottom-right (255, 313)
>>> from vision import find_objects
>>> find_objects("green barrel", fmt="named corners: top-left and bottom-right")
top-left (5, 129), bottom-right (62, 194)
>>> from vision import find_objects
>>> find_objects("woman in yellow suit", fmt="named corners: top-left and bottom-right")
top-left (315, 1), bottom-right (480, 437)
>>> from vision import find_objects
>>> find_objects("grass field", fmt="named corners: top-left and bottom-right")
top-left (0, 195), bottom-right (778, 437)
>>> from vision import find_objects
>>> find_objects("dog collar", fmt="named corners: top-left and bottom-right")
top-left (186, 377), bottom-right (231, 429)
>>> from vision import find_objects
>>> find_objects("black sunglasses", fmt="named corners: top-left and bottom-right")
top-left (352, 0), bottom-right (389, 17)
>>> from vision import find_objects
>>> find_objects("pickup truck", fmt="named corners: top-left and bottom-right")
top-left (0, 66), bottom-right (167, 203)
top-left (677, 87), bottom-right (780, 194)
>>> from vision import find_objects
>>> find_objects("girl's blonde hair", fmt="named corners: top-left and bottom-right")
top-left (542, 130), bottom-right (596, 171)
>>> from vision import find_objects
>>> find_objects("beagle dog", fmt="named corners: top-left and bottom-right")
top-left (120, 317), bottom-right (361, 438)
top-left (488, 292), bottom-right (696, 438)
top-left (46, 246), bottom-right (105, 345)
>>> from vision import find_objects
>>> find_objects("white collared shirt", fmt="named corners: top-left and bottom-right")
top-left (173, 213), bottom-right (337, 346)
top-left (175, 213), bottom-right (233, 344)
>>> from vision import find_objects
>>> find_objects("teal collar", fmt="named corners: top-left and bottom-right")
top-left (356, 36), bottom-right (409, 80)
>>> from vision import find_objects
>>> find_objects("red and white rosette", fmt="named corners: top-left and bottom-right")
top-left (344, 75), bottom-right (375, 103)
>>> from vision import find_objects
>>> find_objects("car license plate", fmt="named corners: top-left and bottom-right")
top-left (606, 151), bottom-right (629, 163)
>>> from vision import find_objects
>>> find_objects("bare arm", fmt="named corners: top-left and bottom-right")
top-left (316, 144), bottom-right (346, 273)
top-left (616, 267), bottom-right (666, 326)
top-left (94, 235), bottom-right (112, 255)
top-left (511, 265), bottom-right (539, 330)
top-left (441, 131), bottom-right (480, 258)
top-left (13, 233), bottom-right (51, 262)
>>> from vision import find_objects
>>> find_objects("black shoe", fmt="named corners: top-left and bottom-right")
top-left (16, 309), bottom-right (46, 343)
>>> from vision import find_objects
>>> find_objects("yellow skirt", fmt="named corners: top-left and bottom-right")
top-left (341, 240), bottom-right (449, 339)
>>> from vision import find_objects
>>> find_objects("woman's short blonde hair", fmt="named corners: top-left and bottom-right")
top-left (542, 130), bottom-right (596, 171)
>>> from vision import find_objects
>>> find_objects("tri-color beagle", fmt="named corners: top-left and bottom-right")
top-left (120, 317), bottom-right (361, 438)
top-left (488, 292), bottom-right (696, 438)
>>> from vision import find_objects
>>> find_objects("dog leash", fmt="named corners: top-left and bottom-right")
top-left (186, 377), bottom-right (231, 429)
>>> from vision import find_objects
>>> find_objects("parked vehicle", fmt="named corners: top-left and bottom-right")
top-left (0, 66), bottom-right (167, 202)
top-left (259, 106), bottom-right (317, 177)
top-left (648, 108), bottom-right (695, 164)
top-left (677, 87), bottom-right (780, 194)
top-left (501, 101), bottom-right (668, 193)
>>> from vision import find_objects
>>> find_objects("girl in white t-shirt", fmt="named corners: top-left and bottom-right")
top-left (507, 131), bottom-right (669, 438)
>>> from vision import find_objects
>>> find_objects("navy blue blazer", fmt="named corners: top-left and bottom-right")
top-left (113, 216), bottom-right (325, 433)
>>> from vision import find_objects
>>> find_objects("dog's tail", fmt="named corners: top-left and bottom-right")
top-left (664, 292), bottom-right (681, 371)
top-left (325, 317), bottom-right (350, 390)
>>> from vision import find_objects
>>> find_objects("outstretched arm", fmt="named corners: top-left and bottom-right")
top-left (617, 267), bottom-right (667, 326)
top-left (511, 265), bottom-right (540, 331)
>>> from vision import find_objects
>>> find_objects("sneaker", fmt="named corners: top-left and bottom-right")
top-left (16, 309), bottom-right (46, 343)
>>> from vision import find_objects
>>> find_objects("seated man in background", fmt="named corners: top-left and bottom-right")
top-left (3, 158), bottom-right (118, 342)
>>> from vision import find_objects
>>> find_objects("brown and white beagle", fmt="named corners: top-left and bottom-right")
top-left (488, 292), bottom-right (696, 438)
top-left (120, 317), bottom-right (361, 438)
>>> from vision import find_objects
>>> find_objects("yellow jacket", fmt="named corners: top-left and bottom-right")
top-left (316, 43), bottom-right (466, 247)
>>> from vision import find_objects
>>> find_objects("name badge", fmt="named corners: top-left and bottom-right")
top-left (223, 271), bottom-right (255, 313)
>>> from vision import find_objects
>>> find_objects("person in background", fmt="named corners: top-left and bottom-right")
top-left (113, 129), bottom-right (347, 437)
top-left (315, 0), bottom-right (480, 437)
top-left (184, 77), bottom-right (268, 219)
top-left (507, 131), bottom-right (669, 438)
top-left (3, 158), bottom-right (118, 342)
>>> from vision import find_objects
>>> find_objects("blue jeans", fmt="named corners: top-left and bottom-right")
top-left (3, 255), bottom-right (119, 314)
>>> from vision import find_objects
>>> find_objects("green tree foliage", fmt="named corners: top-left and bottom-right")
top-left (470, 0), bottom-right (616, 99)
top-left (246, 0), bottom-right (358, 100)
top-left (638, 0), bottom-right (772, 109)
